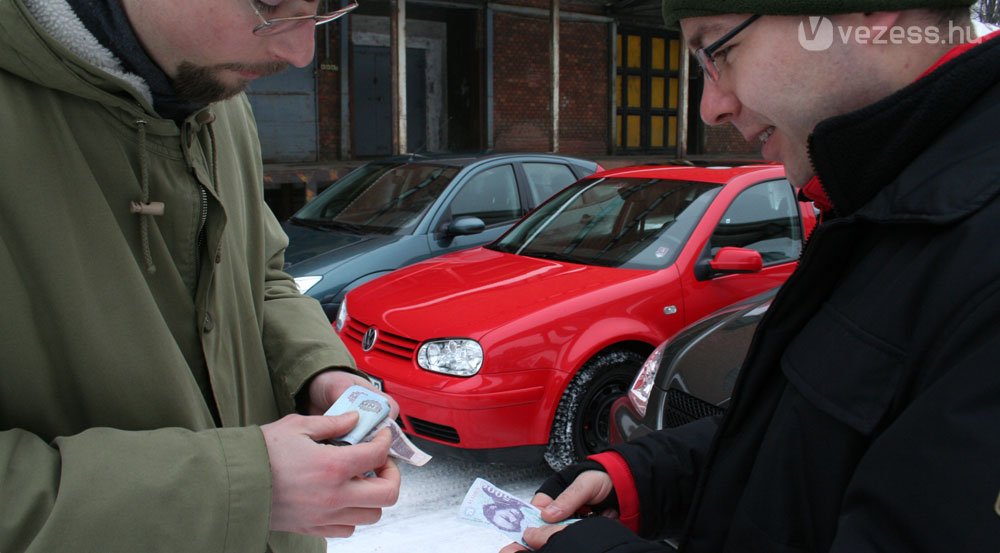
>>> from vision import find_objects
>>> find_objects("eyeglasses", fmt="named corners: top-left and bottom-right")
top-left (249, 0), bottom-right (359, 36)
top-left (695, 14), bottom-right (761, 82)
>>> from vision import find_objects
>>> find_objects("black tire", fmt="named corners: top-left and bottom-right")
top-left (544, 349), bottom-right (645, 471)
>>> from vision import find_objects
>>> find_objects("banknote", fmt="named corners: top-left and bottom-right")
top-left (323, 385), bottom-right (432, 466)
top-left (458, 478), bottom-right (558, 546)
top-left (323, 385), bottom-right (390, 445)
top-left (368, 417), bottom-right (433, 467)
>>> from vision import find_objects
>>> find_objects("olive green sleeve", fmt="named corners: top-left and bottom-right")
top-left (259, 201), bottom-right (365, 414)
top-left (0, 426), bottom-right (272, 553)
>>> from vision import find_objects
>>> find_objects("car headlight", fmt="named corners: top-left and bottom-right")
top-left (294, 275), bottom-right (323, 294)
top-left (335, 299), bottom-right (348, 332)
top-left (417, 339), bottom-right (483, 376)
top-left (628, 342), bottom-right (667, 418)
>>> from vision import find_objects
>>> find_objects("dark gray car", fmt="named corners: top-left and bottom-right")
top-left (609, 287), bottom-right (778, 444)
top-left (283, 152), bottom-right (600, 320)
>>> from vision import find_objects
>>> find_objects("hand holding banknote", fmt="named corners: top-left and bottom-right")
top-left (323, 384), bottom-right (432, 466)
top-left (459, 479), bottom-right (579, 550)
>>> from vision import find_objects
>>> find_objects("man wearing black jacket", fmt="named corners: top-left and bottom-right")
top-left (500, 2), bottom-right (1000, 552)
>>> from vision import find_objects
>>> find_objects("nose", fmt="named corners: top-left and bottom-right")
top-left (699, 77), bottom-right (740, 126)
top-left (267, 23), bottom-right (317, 68)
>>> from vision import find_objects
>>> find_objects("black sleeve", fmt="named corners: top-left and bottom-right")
top-left (609, 414), bottom-right (720, 538)
top-left (536, 516), bottom-right (675, 553)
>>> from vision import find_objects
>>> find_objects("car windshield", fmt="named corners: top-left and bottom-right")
top-left (292, 162), bottom-right (461, 234)
top-left (489, 177), bottom-right (721, 269)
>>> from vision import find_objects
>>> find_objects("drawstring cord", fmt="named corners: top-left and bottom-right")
top-left (129, 119), bottom-right (163, 274)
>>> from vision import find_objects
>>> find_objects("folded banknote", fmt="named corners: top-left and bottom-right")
top-left (323, 384), bottom-right (432, 466)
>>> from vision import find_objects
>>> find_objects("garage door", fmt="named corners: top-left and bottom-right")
top-left (246, 62), bottom-right (318, 163)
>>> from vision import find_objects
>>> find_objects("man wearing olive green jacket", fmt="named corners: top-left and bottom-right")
top-left (0, 1), bottom-right (401, 552)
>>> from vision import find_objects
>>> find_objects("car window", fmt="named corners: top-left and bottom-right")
top-left (522, 162), bottom-right (579, 203)
top-left (293, 162), bottom-right (459, 234)
top-left (490, 177), bottom-right (721, 269)
top-left (449, 164), bottom-right (523, 226)
top-left (709, 180), bottom-right (802, 264)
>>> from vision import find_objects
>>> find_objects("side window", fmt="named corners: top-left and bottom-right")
top-left (449, 164), bottom-right (522, 226)
top-left (710, 180), bottom-right (803, 264)
top-left (522, 163), bottom-right (579, 204)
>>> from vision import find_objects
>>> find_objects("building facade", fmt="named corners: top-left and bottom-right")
top-left (248, 0), bottom-right (755, 217)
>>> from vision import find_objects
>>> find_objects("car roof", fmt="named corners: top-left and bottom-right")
top-left (589, 163), bottom-right (783, 184)
top-left (360, 152), bottom-right (595, 168)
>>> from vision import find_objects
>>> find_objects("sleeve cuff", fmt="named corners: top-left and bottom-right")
top-left (589, 450), bottom-right (641, 533)
top-left (216, 427), bottom-right (273, 553)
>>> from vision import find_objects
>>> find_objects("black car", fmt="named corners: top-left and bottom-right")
top-left (609, 287), bottom-right (778, 444)
top-left (283, 152), bottom-right (601, 320)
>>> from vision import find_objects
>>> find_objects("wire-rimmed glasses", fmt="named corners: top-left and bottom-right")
top-left (249, 0), bottom-right (359, 36)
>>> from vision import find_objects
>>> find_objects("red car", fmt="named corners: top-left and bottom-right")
top-left (335, 164), bottom-right (816, 469)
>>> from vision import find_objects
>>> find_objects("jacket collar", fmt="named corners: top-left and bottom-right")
top-left (807, 32), bottom-right (1000, 220)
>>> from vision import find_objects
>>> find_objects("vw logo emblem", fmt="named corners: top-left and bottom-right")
top-left (362, 327), bottom-right (379, 352)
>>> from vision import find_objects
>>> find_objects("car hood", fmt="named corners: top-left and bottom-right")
top-left (348, 247), bottom-right (653, 340)
top-left (282, 222), bottom-right (394, 270)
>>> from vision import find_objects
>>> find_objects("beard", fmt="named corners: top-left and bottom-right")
top-left (173, 60), bottom-right (289, 104)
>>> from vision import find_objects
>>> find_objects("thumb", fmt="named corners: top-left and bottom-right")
top-left (299, 411), bottom-right (360, 441)
top-left (541, 475), bottom-right (604, 522)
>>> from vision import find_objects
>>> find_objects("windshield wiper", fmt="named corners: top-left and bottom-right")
top-left (318, 221), bottom-right (365, 234)
top-left (288, 217), bottom-right (330, 231)
top-left (522, 251), bottom-right (582, 264)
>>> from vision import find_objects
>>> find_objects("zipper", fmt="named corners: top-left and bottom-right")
top-left (195, 185), bottom-right (208, 279)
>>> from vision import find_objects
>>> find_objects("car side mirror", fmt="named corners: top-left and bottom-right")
top-left (710, 247), bottom-right (763, 273)
top-left (695, 247), bottom-right (763, 280)
top-left (446, 216), bottom-right (486, 237)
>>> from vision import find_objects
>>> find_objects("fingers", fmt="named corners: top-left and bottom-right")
top-left (499, 543), bottom-right (530, 553)
top-left (288, 506), bottom-right (385, 538)
top-left (530, 492), bottom-right (555, 509)
top-left (540, 470), bottom-right (613, 523)
top-left (522, 524), bottom-right (567, 549)
top-left (294, 411), bottom-right (361, 442)
top-left (335, 458), bottom-right (400, 509)
top-left (328, 427), bottom-right (393, 474)
top-left (307, 370), bottom-right (400, 419)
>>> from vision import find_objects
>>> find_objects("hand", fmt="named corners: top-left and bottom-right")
top-left (497, 470), bottom-right (615, 553)
top-left (262, 412), bottom-right (401, 537)
top-left (498, 524), bottom-right (568, 553)
top-left (535, 470), bottom-right (617, 523)
top-left (305, 369), bottom-right (400, 419)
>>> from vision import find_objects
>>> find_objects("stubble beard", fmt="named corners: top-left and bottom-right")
top-left (173, 60), bottom-right (289, 104)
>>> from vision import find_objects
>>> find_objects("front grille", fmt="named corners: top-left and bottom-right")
top-left (408, 417), bottom-right (460, 443)
top-left (663, 388), bottom-right (724, 428)
top-left (343, 318), bottom-right (419, 360)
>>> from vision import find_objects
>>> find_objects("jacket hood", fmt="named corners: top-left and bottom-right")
top-left (0, 0), bottom-right (154, 115)
top-left (348, 247), bottom-right (653, 340)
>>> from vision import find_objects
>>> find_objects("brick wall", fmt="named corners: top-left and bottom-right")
top-left (316, 25), bottom-right (343, 161)
top-left (493, 13), bottom-right (552, 151)
top-left (703, 124), bottom-right (758, 156)
top-left (558, 20), bottom-right (609, 155)
top-left (493, 13), bottom-right (609, 155)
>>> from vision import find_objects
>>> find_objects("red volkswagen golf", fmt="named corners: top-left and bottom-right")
top-left (335, 164), bottom-right (816, 469)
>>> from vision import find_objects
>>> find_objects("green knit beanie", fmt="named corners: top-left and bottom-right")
top-left (662, 0), bottom-right (975, 30)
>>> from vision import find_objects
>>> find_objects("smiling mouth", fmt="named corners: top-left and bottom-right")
top-left (757, 126), bottom-right (775, 145)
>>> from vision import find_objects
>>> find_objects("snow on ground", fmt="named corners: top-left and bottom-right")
top-left (328, 455), bottom-right (553, 553)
